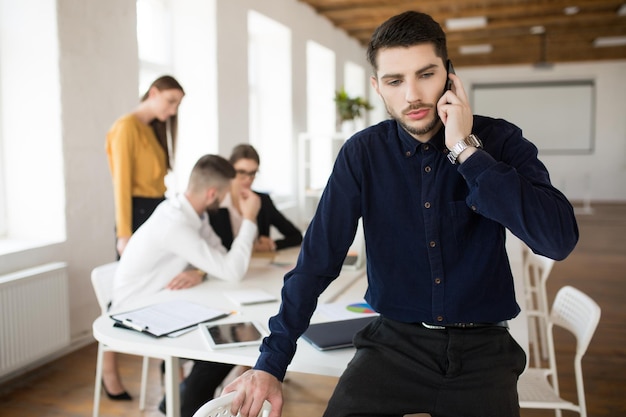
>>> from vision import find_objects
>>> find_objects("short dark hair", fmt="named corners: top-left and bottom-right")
top-left (229, 144), bottom-right (260, 166)
top-left (366, 11), bottom-right (448, 72)
top-left (188, 154), bottom-right (235, 192)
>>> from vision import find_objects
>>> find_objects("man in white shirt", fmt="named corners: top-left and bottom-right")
top-left (110, 154), bottom-right (261, 417)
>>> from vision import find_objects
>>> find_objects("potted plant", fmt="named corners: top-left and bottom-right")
top-left (334, 87), bottom-right (373, 131)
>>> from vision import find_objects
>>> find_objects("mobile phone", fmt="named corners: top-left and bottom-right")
top-left (445, 59), bottom-right (455, 91)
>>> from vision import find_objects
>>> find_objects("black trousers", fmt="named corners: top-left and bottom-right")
top-left (180, 361), bottom-right (235, 417)
top-left (115, 196), bottom-right (164, 259)
top-left (324, 317), bottom-right (526, 417)
top-left (131, 196), bottom-right (165, 232)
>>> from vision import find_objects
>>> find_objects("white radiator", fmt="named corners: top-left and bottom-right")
top-left (0, 262), bottom-right (70, 379)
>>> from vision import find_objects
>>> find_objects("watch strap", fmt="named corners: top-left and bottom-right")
top-left (447, 134), bottom-right (482, 164)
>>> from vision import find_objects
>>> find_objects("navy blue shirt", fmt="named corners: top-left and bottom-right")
top-left (255, 117), bottom-right (578, 381)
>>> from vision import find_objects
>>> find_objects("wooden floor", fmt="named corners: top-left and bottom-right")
top-left (1, 203), bottom-right (625, 417)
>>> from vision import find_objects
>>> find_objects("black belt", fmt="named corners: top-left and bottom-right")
top-left (421, 321), bottom-right (509, 330)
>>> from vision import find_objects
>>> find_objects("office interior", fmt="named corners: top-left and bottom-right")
top-left (0, 0), bottom-right (625, 391)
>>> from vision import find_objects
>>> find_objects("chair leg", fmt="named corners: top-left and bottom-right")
top-left (537, 287), bottom-right (551, 361)
top-left (93, 343), bottom-right (105, 417)
top-left (139, 356), bottom-right (150, 410)
top-left (528, 315), bottom-right (541, 367)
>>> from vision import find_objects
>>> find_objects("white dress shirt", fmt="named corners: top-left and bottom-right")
top-left (111, 193), bottom-right (257, 311)
top-left (220, 192), bottom-right (245, 238)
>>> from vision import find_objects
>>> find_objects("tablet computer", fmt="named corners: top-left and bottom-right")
top-left (199, 321), bottom-right (267, 350)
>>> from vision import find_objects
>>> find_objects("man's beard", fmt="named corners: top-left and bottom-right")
top-left (385, 100), bottom-right (441, 137)
top-left (205, 199), bottom-right (221, 214)
top-left (398, 114), bottom-right (441, 137)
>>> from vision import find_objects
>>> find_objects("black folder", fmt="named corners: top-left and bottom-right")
top-left (301, 316), bottom-right (378, 351)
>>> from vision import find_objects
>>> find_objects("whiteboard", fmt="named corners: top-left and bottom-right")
top-left (472, 80), bottom-right (595, 154)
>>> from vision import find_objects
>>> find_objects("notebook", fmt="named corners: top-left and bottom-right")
top-left (301, 316), bottom-right (378, 351)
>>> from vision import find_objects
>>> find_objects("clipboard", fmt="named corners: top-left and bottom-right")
top-left (110, 300), bottom-right (229, 337)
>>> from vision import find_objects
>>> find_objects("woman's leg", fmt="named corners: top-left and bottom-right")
top-left (102, 351), bottom-right (130, 398)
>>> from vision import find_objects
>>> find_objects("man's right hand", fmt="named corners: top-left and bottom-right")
top-left (222, 369), bottom-right (283, 417)
top-left (239, 189), bottom-right (261, 221)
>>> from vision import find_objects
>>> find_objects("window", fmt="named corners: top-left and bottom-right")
top-left (136, 0), bottom-right (173, 94)
top-left (247, 11), bottom-right (293, 197)
top-left (343, 61), bottom-right (367, 132)
top-left (0, 0), bottom-right (64, 247)
top-left (306, 41), bottom-right (336, 190)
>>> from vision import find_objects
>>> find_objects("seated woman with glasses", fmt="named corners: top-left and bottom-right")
top-left (209, 144), bottom-right (303, 252)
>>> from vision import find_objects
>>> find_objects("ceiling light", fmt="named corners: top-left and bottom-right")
top-left (564, 6), bottom-right (580, 15)
top-left (593, 36), bottom-right (626, 47)
top-left (445, 16), bottom-right (487, 30)
top-left (459, 44), bottom-right (493, 55)
top-left (530, 25), bottom-right (545, 35)
top-left (618, 4), bottom-right (626, 16)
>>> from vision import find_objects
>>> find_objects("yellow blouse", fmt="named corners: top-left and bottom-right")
top-left (106, 114), bottom-right (167, 238)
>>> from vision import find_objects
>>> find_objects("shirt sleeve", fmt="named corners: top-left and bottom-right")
top-left (106, 119), bottom-right (137, 238)
top-left (170, 218), bottom-right (257, 282)
top-left (459, 120), bottom-right (578, 260)
top-left (254, 144), bottom-right (363, 381)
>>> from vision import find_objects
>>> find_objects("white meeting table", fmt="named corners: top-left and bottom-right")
top-left (93, 243), bottom-right (528, 417)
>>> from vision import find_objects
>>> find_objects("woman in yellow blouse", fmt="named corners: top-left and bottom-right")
top-left (103, 75), bottom-right (184, 400)
top-left (106, 75), bottom-right (185, 257)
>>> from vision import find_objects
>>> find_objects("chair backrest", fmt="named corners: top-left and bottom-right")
top-left (191, 392), bottom-right (271, 417)
top-left (91, 262), bottom-right (119, 314)
top-left (546, 285), bottom-right (601, 416)
top-left (550, 285), bottom-right (601, 356)
top-left (524, 251), bottom-right (555, 287)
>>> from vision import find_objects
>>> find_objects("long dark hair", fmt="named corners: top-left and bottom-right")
top-left (141, 75), bottom-right (184, 169)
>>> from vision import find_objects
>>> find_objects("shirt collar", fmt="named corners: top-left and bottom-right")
top-left (176, 193), bottom-right (204, 228)
top-left (395, 120), bottom-right (447, 157)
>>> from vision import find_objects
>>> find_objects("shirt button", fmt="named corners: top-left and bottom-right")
top-left (405, 151), bottom-right (411, 157)
top-left (429, 241), bottom-right (436, 248)
top-left (471, 205), bottom-right (477, 211)
top-left (424, 202), bottom-right (431, 209)
top-left (436, 316), bottom-right (444, 322)
top-left (424, 166), bottom-right (431, 173)
top-left (424, 144), bottom-right (430, 151)
top-left (434, 277), bottom-right (441, 284)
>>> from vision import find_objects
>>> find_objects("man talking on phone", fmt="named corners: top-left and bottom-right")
top-left (224, 10), bottom-right (579, 417)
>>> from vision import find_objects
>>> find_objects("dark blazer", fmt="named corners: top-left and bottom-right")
top-left (209, 192), bottom-right (303, 251)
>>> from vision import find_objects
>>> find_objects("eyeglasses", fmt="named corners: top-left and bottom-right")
top-left (235, 169), bottom-right (258, 179)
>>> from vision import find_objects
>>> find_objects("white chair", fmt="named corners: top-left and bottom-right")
top-left (191, 392), bottom-right (272, 417)
top-left (518, 285), bottom-right (601, 417)
top-left (522, 247), bottom-right (555, 367)
top-left (91, 262), bottom-right (150, 417)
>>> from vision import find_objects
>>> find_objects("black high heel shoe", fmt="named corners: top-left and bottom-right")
top-left (102, 380), bottom-right (132, 401)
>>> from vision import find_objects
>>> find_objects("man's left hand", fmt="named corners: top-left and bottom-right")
top-left (166, 269), bottom-right (204, 290)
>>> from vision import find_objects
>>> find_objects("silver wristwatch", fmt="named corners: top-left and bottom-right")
top-left (447, 134), bottom-right (482, 164)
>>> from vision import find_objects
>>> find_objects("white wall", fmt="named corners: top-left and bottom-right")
top-left (459, 60), bottom-right (626, 202)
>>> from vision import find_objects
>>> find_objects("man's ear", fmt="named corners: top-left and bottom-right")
top-left (205, 186), bottom-right (218, 203)
top-left (370, 75), bottom-right (381, 97)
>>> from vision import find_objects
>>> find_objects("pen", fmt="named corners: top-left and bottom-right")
top-left (122, 319), bottom-right (148, 332)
